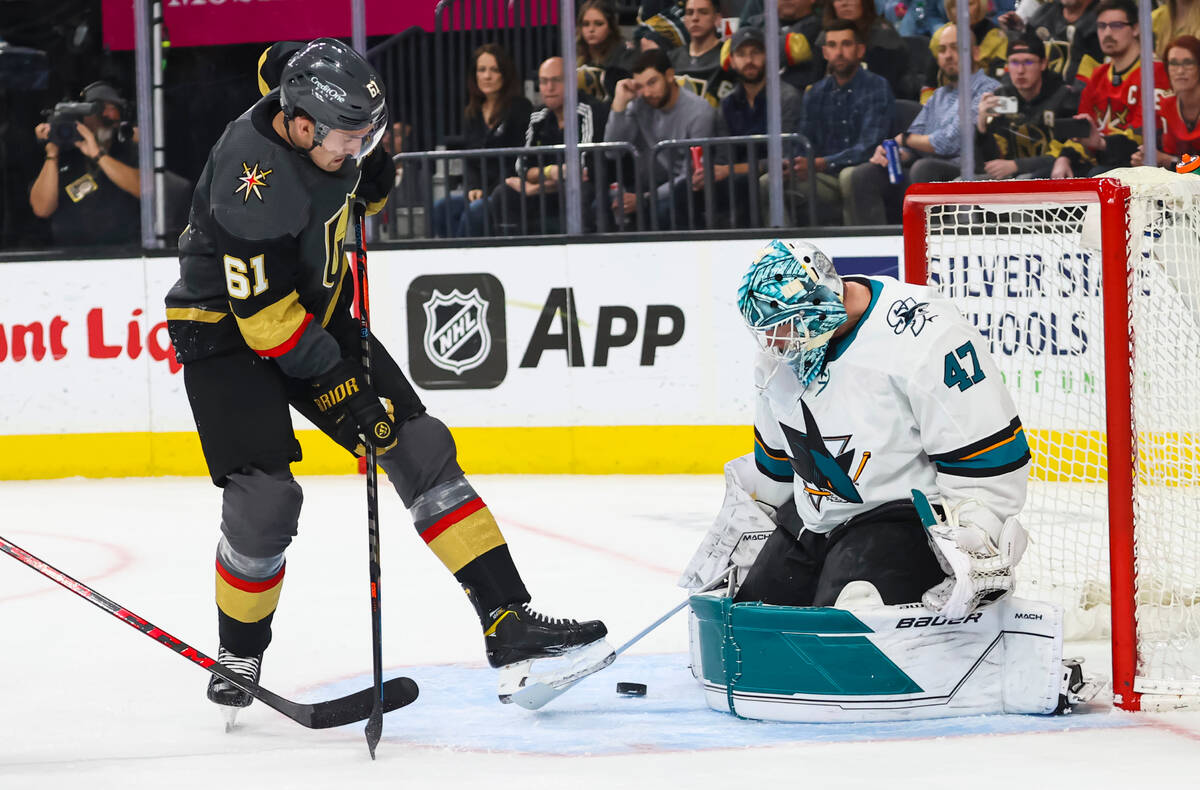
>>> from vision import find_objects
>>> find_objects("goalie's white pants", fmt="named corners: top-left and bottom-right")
top-left (689, 594), bottom-right (1064, 722)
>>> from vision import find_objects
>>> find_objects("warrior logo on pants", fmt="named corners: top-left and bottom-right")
top-left (422, 288), bottom-right (491, 375)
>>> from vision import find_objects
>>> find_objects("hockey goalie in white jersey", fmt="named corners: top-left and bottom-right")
top-left (681, 239), bottom-right (1100, 721)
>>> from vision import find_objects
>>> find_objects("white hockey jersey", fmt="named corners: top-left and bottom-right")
top-left (751, 276), bottom-right (1030, 534)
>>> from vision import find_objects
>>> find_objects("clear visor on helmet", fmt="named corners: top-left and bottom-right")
top-left (751, 316), bottom-right (827, 363)
top-left (316, 119), bottom-right (386, 162)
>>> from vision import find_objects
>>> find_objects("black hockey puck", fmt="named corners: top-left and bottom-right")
top-left (616, 682), bottom-right (647, 697)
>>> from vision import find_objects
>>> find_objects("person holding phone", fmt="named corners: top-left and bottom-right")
top-left (975, 29), bottom-right (1088, 179)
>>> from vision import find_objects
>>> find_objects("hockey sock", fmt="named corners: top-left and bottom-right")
top-left (410, 477), bottom-right (529, 622)
top-left (215, 550), bottom-right (285, 657)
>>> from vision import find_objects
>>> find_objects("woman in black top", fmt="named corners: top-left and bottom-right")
top-left (433, 43), bottom-right (533, 237)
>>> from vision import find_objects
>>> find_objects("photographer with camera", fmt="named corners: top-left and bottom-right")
top-left (976, 29), bottom-right (1088, 180)
top-left (29, 81), bottom-right (141, 246)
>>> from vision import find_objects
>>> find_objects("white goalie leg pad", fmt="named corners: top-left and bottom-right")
top-left (678, 454), bottom-right (776, 591)
top-left (691, 594), bottom-right (1065, 722)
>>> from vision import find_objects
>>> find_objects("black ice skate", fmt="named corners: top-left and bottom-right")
top-left (207, 646), bottom-right (263, 731)
top-left (485, 602), bottom-right (607, 668)
top-left (485, 603), bottom-right (611, 704)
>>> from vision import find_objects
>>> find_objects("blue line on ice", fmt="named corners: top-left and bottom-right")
top-left (308, 653), bottom-right (1138, 755)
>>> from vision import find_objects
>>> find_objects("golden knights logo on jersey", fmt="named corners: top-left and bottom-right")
top-left (780, 400), bottom-right (871, 511)
top-left (406, 273), bottom-right (508, 390)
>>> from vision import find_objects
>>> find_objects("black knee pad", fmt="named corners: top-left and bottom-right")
top-left (220, 466), bottom-right (303, 559)
top-left (377, 414), bottom-right (464, 506)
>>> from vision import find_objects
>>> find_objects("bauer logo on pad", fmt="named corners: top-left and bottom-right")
top-left (407, 274), bottom-right (507, 389)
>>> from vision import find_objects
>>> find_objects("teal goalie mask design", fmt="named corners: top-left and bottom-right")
top-left (737, 239), bottom-right (847, 386)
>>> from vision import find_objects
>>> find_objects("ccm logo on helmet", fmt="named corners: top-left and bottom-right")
top-left (310, 75), bottom-right (347, 103)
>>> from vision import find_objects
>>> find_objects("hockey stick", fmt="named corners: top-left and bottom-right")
top-left (510, 565), bottom-right (735, 710)
top-left (0, 534), bottom-right (419, 729)
top-left (352, 204), bottom-right (386, 759)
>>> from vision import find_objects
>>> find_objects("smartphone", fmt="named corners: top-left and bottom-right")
top-left (992, 95), bottom-right (1019, 115)
top-left (1053, 117), bottom-right (1092, 141)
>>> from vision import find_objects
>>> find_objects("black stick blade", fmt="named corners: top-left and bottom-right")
top-left (284, 675), bottom-right (419, 730)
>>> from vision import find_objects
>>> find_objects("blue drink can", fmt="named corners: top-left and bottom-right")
top-left (882, 139), bottom-right (902, 185)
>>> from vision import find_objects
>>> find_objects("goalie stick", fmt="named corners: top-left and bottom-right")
top-left (509, 566), bottom-right (734, 710)
top-left (0, 534), bottom-right (419, 730)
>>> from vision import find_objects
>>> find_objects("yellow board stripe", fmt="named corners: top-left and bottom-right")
top-left (425, 507), bottom-right (506, 574)
top-left (1, 426), bottom-right (1195, 484)
top-left (215, 567), bottom-right (284, 624)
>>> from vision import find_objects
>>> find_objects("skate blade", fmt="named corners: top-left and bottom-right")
top-left (507, 640), bottom-right (616, 711)
top-left (220, 704), bottom-right (241, 732)
top-left (497, 659), bottom-right (533, 704)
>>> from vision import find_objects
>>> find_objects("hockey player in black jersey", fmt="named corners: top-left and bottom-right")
top-left (165, 38), bottom-right (606, 719)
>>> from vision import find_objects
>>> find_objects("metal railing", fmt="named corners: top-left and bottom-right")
top-left (378, 142), bottom-right (641, 240)
top-left (375, 134), bottom-right (826, 240)
top-left (647, 134), bottom-right (817, 231)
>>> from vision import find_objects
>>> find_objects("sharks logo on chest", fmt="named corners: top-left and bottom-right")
top-left (779, 400), bottom-right (871, 511)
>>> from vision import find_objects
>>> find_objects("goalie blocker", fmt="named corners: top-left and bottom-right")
top-left (689, 593), bottom-right (1098, 722)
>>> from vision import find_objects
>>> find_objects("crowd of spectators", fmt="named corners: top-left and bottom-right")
top-left (422, 0), bottom-right (1200, 236)
top-left (21, 0), bottom-right (1200, 247)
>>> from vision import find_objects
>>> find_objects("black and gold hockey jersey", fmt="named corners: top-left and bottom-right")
top-left (166, 90), bottom-right (369, 378)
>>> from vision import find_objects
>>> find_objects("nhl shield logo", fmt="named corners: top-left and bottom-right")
top-left (422, 288), bottom-right (491, 375)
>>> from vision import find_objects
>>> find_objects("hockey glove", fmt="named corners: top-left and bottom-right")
top-left (914, 491), bottom-right (1028, 620)
top-left (356, 146), bottom-right (397, 210)
top-left (310, 358), bottom-right (395, 451)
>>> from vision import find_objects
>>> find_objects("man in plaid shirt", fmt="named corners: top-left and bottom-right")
top-left (762, 19), bottom-right (894, 225)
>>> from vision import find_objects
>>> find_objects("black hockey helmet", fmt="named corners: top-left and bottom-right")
top-left (279, 38), bottom-right (387, 161)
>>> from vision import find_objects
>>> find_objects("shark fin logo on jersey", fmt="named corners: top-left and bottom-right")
top-left (779, 401), bottom-right (867, 510)
top-left (422, 288), bottom-right (491, 375)
top-left (887, 298), bottom-right (932, 337)
top-left (234, 162), bottom-right (272, 203)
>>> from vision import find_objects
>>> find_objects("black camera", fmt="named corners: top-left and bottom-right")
top-left (45, 100), bottom-right (101, 147)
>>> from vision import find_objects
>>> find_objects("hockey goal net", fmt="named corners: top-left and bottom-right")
top-left (903, 170), bottom-right (1200, 712)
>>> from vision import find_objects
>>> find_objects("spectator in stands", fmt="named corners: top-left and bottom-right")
top-left (1071, 0), bottom-right (1170, 174)
top-left (764, 19), bottom-right (895, 225)
top-left (29, 81), bottom-right (141, 247)
top-left (844, 24), bottom-right (999, 224)
top-left (922, 0), bottom-right (1008, 102)
top-left (892, 0), bottom-right (948, 38)
top-left (487, 57), bottom-right (609, 235)
top-left (432, 43), bottom-right (533, 237)
top-left (736, 0), bottom-right (826, 93)
top-left (604, 48), bottom-right (716, 228)
top-left (692, 26), bottom-right (803, 226)
top-left (638, 0), bottom-right (690, 49)
top-left (578, 0), bottom-right (636, 104)
top-left (819, 0), bottom-right (909, 98)
top-left (999, 0), bottom-right (1103, 87)
top-left (976, 28), bottom-right (1087, 179)
top-left (1133, 35), bottom-right (1200, 168)
top-left (1153, 0), bottom-right (1200, 60)
top-left (672, 0), bottom-right (724, 96)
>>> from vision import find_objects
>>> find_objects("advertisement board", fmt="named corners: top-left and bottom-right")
top-left (0, 238), bottom-right (902, 479)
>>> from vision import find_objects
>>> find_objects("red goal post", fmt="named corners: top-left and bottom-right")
top-left (902, 174), bottom-right (1200, 712)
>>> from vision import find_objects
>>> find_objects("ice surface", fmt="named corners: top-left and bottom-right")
top-left (2, 475), bottom-right (1198, 789)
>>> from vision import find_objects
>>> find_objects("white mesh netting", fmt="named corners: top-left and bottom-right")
top-left (918, 170), bottom-right (1200, 705)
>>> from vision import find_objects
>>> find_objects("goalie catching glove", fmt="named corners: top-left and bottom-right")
top-left (310, 358), bottom-right (396, 453)
top-left (913, 490), bottom-right (1028, 620)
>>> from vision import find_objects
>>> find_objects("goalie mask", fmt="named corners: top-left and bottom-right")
top-left (737, 239), bottom-right (847, 387)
